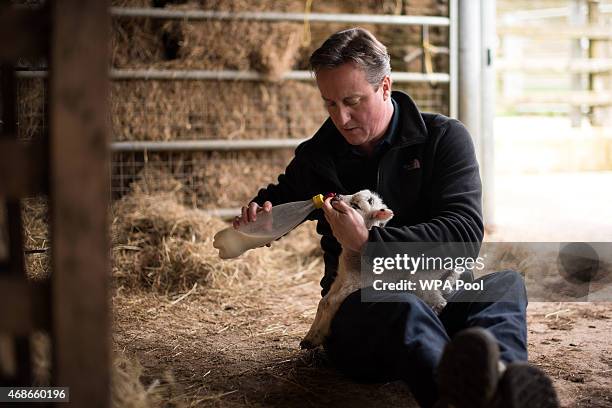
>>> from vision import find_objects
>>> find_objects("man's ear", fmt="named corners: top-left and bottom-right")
top-left (382, 75), bottom-right (392, 100)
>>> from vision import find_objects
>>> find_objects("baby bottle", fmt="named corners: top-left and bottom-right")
top-left (213, 194), bottom-right (327, 259)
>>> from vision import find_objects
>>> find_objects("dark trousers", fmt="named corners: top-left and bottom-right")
top-left (324, 270), bottom-right (528, 408)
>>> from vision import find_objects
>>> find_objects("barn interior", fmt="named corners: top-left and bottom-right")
top-left (1, 0), bottom-right (612, 407)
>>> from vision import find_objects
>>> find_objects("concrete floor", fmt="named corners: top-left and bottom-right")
top-left (491, 171), bottom-right (612, 241)
top-left (487, 116), bottom-right (612, 242)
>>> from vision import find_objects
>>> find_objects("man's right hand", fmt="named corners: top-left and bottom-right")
top-left (233, 201), bottom-right (272, 229)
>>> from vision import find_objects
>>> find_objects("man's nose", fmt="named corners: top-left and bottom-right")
top-left (335, 106), bottom-right (351, 125)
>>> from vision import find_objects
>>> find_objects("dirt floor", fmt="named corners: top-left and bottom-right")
top-left (112, 171), bottom-right (612, 407)
top-left (112, 272), bottom-right (612, 407)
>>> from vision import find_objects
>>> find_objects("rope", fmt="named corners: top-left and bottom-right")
top-left (394, 0), bottom-right (403, 15)
top-left (302, 0), bottom-right (313, 47)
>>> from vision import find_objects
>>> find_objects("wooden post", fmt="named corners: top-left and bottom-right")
top-left (0, 64), bottom-right (32, 388)
top-left (587, 0), bottom-right (610, 126)
top-left (569, 0), bottom-right (587, 127)
top-left (49, 1), bottom-right (111, 407)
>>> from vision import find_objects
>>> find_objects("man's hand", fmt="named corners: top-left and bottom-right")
top-left (233, 201), bottom-right (272, 229)
top-left (322, 197), bottom-right (369, 253)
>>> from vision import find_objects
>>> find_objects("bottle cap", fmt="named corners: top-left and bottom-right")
top-left (312, 194), bottom-right (325, 209)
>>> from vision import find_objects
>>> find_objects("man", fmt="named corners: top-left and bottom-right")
top-left (234, 28), bottom-right (559, 408)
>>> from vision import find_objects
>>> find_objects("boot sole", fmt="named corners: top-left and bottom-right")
top-left (437, 327), bottom-right (501, 408)
top-left (493, 362), bottom-right (559, 408)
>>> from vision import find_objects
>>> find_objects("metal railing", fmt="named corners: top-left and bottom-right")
top-left (110, 7), bottom-right (450, 26)
top-left (111, 138), bottom-right (306, 152)
top-left (16, 69), bottom-right (449, 83)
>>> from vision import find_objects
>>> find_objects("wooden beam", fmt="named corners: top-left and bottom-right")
top-left (49, 1), bottom-right (111, 406)
top-left (0, 141), bottom-right (47, 197)
top-left (497, 25), bottom-right (612, 40)
top-left (501, 91), bottom-right (612, 106)
top-left (496, 58), bottom-right (612, 74)
top-left (0, 5), bottom-right (49, 60)
top-left (1, 61), bottom-right (34, 389)
top-left (0, 278), bottom-right (50, 335)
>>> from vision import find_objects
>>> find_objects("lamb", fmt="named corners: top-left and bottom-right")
top-left (300, 189), bottom-right (459, 350)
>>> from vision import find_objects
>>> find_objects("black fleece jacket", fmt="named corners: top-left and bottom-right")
top-left (252, 91), bottom-right (484, 296)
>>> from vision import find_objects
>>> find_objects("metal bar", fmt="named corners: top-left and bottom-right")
top-left (384, 71), bottom-right (449, 83)
top-left (203, 208), bottom-right (240, 219)
top-left (17, 69), bottom-right (450, 83)
top-left (111, 138), bottom-right (306, 152)
top-left (458, 0), bottom-right (481, 143)
top-left (110, 7), bottom-right (450, 26)
top-left (449, 0), bottom-right (458, 118)
top-left (111, 69), bottom-right (450, 82)
top-left (50, 0), bottom-right (110, 406)
top-left (15, 70), bottom-right (46, 78)
top-left (481, 0), bottom-right (496, 229)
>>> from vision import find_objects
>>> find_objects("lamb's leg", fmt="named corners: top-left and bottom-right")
top-left (421, 290), bottom-right (448, 315)
top-left (300, 282), bottom-right (354, 349)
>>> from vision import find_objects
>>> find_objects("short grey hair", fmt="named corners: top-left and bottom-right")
top-left (309, 27), bottom-right (391, 89)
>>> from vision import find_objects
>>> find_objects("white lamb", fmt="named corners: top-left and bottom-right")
top-left (300, 189), bottom-right (458, 349)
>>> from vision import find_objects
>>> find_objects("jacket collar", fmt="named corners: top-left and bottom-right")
top-left (310, 90), bottom-right (429, 156)
top-left (391, 90), bottom-right (429, 147)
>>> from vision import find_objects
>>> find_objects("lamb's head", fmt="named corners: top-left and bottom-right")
top-left (335, 189), bottom-right (394, 229)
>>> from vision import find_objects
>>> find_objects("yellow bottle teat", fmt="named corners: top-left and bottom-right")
top-left (312, 194), bottom-right (325, 209)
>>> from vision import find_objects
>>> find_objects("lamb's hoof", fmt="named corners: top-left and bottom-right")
top-left (432, 303), bottom-right (446, 315)
top-left (299, 338), bottom-right (318, 350)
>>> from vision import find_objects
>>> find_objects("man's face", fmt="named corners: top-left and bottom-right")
top-left (315, 62), bottom-right (392, 150)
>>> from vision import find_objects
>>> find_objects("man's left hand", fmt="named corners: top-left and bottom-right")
top-left (322, 197), bottom-right (369, 253)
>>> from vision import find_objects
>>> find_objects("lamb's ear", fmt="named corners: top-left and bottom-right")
top-left (372, 209), bottom-right (393, 221)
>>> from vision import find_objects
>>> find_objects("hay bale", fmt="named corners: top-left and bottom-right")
top-left (394, 82), bottom-right (449, 115)
top-left (13, 184), bottom-right (320, 294)
top-left (16, 180), bottom-right (322, 295)
top-left (16, 79), bottom-right (46, 142)
top-left (111, 190), bottom-right (262, 292)
top-left (21, 197), bottom-right (50, 281)
top-left (18, 1), bottom-right (450, 143)
top-left (172, 19), bottom-right (304, 80)
top-left (111, 188), bottom-right (321, 293)
top-left (112, 352), bottom-right (188, 408)
top-left (110, 0), bottom-right (449, 75)
top-left (188, 150), bottom-right (295, 209)
top-left (112, 149), bottom-right (294, 209)
top-left (111, 0), bottom-right (305, 79)
top-left (111, 18), bottom-right (164, 68)
top-left (111, 80), bottom-right (325, 141)
top-left (111, 0), bottom-right (151, 6)
top-left (296, 22), bottom-right (448, 74)
top-left (30, 322), bottom-right (187, 407)
top-left (31, 331), bottom-right (51, 386)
